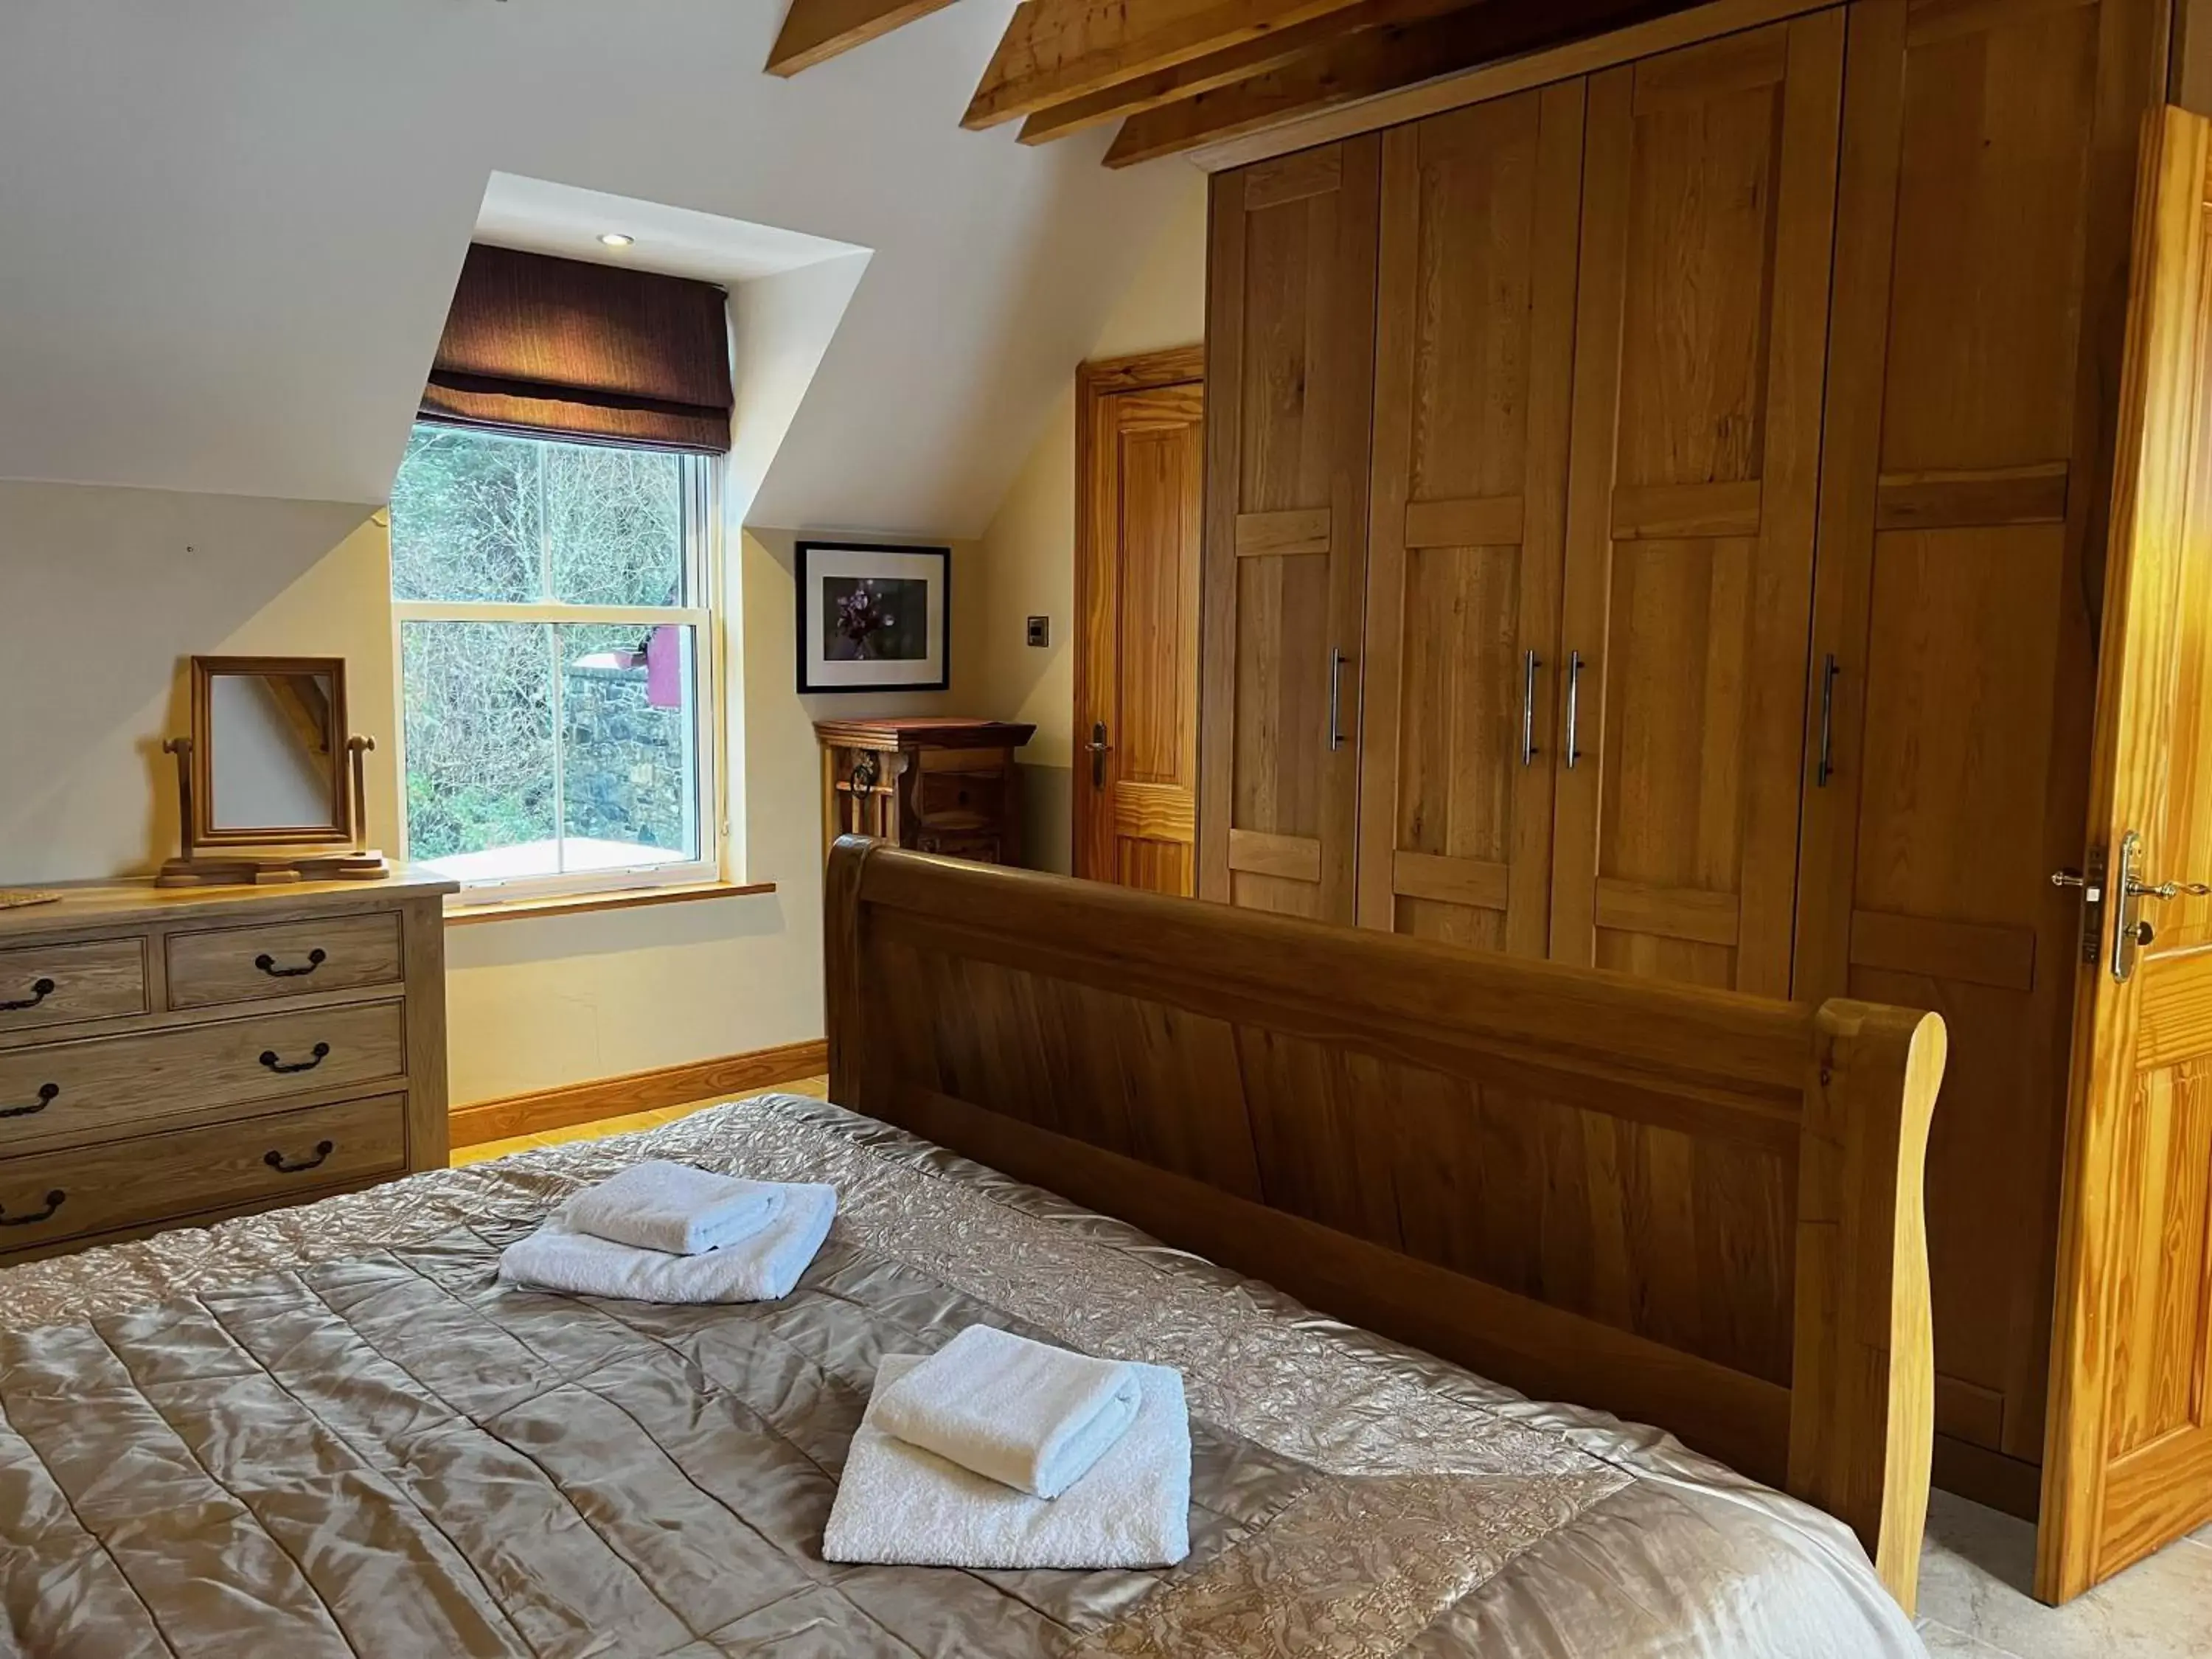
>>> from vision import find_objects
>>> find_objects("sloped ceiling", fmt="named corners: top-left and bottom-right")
top-left (0, 0), bottom-right (1190, 535)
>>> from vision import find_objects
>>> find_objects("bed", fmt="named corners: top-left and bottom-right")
top-left (0, 840), bottom-right (1941, 1655)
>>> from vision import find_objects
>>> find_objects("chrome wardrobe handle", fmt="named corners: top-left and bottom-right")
top-left (1564, 650), bottom-right (1585, 770)
top-left (1521, 650), bottom-right (1542, 768)
top-left (1816, 655), bottom-right (1840, 787)
top-left (1327, 649), bottom-right (1347, 751)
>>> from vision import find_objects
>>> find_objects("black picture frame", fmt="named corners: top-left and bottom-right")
top-left (795, 540), bottom-right (953, 694)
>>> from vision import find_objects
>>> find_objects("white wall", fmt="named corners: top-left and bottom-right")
top-left (975, 170), bottom-right (1210, 871)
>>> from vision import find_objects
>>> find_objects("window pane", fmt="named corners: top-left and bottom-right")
top-left (558, 623), bottom-right (699, 869)
top-left (390, 428), bottom-right (541, 602)
top-left (548, 445), bottom-right (688, 607)
top-left (400, 621), bottom-right (557, 879)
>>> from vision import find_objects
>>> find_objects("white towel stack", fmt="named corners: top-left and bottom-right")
top-left (823, 1326), bottom-right (1192, 1571)
top-left (498, 1159), bottom-right (835, 1304)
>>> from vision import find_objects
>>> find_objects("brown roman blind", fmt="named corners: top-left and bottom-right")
top-left (420, 243), bottom-right (733, 453)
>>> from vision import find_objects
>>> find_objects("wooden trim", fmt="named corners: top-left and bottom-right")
top-left (1226, 828), bottom-right (1324, 882)
top-left (1181, 0), bottom-right (1832, 172)
top-left (1848, 908), bottom-right (2037, 993)
top-left (764, 0), bottom-right (960, 76)
top-left (1079, 344), bottom-right (1207, 394)
top-left (1402, 493), bottom-right (1526, 548)
top-left (1610, 479), bottom-right (1764, 540)
top-left (1234, 507), bottom-right (1334, 556)
top-left (447, 1037), bottom-right (828, 1147)
top-left (444, 880), bottom-right (776, 927)
top-left (1873, 462), bottom-right (2072, 531)
top-left (826, 841), bottom-right (1943, 1609)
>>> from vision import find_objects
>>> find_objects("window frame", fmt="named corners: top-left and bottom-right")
top-left (389, 425), bottom-right (724, 906)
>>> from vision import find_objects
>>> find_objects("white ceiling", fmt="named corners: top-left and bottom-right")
top-left (0, 0), bottom-right (1191, 535)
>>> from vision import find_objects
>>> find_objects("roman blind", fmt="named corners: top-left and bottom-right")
top-left (420, 243), bottom-right (734, 454)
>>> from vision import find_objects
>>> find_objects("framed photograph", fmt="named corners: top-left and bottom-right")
top-left (796, 540), bottom-right (951, 693)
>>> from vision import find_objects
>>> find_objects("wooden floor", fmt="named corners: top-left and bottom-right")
top-left (450, 1075), bottom-right (830, 1166)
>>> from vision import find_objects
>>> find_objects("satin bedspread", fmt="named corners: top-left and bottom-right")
top-left (0, 1093), bottom-right (1926, 1657)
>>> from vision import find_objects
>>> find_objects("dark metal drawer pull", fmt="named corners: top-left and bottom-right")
top-left (265, 1140), bottom-right (335, 1175)
top-left (1, 1083), bottom-right (60, 1120)
top-left (255, 949), bottom-right (327, 978)
top-left (1, 978), bottom-right (55, 1013)
top-left (259, 1042), bottom-right (330, 1074)
top-left (0, 1190), bottom-right (65, 1227)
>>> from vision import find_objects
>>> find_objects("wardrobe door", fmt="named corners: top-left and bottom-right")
top-left (1198, 139), bottom-right (1381, 922)
top-left (1795, 0), bottom-right (2163, 1514)
top-left (1356, 84), bottom-right (1585, 953)
top-left (1548, 14), bottom-right (1844, 997)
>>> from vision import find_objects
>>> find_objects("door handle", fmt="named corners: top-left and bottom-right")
top-left (1816, 655), bottom-right (1840, 787)
top-left (1521, 650), bottom-right (1542, 767)
top-left (1327, 649), bottom-right (1348, 751)
top-left (1564, 650), bottom-right (1585, 769)
top-left (2106, 830), bottom-right (2212, 981)
top-left (1085, 721), bottom-right (1110, 790)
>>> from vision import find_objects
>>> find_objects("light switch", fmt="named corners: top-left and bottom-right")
top-left (1026, 615), bottom-right (1051, 648)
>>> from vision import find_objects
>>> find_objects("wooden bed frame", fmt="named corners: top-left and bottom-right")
top-left (823, 838), bottom-right (1944, 1610)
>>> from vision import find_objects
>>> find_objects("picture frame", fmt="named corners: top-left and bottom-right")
top-left (796, 540), bottom-right (951, 694)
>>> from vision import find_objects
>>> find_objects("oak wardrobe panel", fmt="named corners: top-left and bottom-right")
top-left (1200, 138), bottom-right (1381, 922)
top-left (1796, 0), bottom-right (2163, 1506)
top-left (1356, 83), bottom-right (1585, 955)
top-left (1548, 14), bottom-right (1846, 998)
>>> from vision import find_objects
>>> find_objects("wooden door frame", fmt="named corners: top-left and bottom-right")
top-left (1073, 344), bottom-right (1206, 880)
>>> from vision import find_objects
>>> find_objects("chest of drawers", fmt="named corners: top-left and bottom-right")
top-left (0, 873), bottom-right (454, 1262)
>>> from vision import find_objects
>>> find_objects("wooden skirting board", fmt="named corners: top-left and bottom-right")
top-left (448, 1039), bottom-right (829, 1148)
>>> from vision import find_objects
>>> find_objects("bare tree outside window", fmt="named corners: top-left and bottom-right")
top-left (389, 425), bottom-right (715, 897)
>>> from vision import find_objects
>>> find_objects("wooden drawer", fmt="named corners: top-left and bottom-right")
top-left (0, 1093), bottom-right (407, 1251)
top-left (0, 938), bottom-right (148, 1035)
top-left (914, 769), bottom-right (1005, 827)
top-left (913, 832), bottom-right (1004, 863)
top-left (0, 1000), bottom-right (406, 1150)
top-left (167, 911), bottom-right (402, 1009)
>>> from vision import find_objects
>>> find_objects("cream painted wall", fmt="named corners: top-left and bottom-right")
top-left (975, 167), bottom-right (1210, 873)
top-left (0, 481), bottom-right (398, 883)
top-left (0, 479), bottom-right (980, 1105)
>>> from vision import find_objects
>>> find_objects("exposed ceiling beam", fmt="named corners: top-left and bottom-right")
top-left (965, 0), bottom-right (1373, 131)
top-left (1016, 0), bottom-right (1474, 145)
top-left (766, 0), bottom-right (961, 76)
top-left (1103, 0), bottom-right (1672, 165)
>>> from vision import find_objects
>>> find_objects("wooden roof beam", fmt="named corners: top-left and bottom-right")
top-left (1103, 0), bottom-right (1671, 165)
top-left (766, 0), bottom-right (961, 77)
top-left (965, 0), bottom-right (1373, 130)
top-left (1017, 0), bottom-right (1477, 145)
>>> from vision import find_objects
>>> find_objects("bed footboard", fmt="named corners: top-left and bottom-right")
top-left (823, 838), bottom-right (1943, 1611)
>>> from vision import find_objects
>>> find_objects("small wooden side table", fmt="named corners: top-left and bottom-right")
top-left (815, 717), bottom-right (1037, 866)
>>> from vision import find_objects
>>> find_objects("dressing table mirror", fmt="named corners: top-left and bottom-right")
top-left (159, 655), bottom-right (389, 886)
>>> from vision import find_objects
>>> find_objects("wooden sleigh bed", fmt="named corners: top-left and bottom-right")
top-left (824, 835), bottom-right (1945, 1610)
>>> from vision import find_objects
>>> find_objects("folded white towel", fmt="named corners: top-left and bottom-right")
top-left (822, 1352), bottom-right (1190, 1571)
top-left (871, 1324), bottom-right (1141, 1498)
top-left (497, 1182), bottom-right (835, 1303)
top-left (561, 1159), bottom-right (787, 1256)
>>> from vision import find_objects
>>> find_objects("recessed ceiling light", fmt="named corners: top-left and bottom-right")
top-left (598, 232), bottom-right (634, 248)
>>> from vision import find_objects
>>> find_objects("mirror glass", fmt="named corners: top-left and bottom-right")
top-left (206, 670), bottom-right (344, 834)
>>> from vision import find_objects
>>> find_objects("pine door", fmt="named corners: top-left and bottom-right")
top-left (1199, 138), bottom-right (1380, 922)
top-left (1547, 15), bottom-right (1844, 997)
top-left (1355, 83), bottom-right (1585, 953)
top-left (1074, 354), bottom-right (1205, 895)
top-left (2041, 105), bottom-right (2212, 1604)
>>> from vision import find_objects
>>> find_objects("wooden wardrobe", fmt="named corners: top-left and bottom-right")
top-left (1198, 0), bottom-right (2172, 1587)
